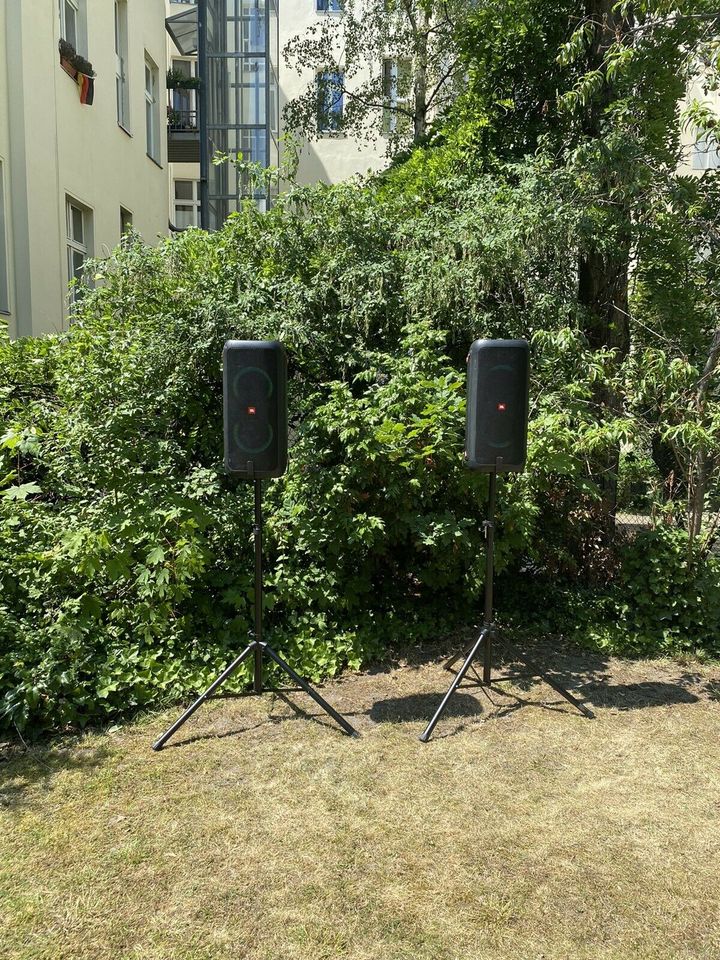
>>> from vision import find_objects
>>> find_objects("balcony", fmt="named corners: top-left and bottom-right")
top-left (167, 107), bottom-right (200, 163)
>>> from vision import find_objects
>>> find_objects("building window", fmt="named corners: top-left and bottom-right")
top-left (168, 58), bottom-right (197, 130)
top-left (115, 1), bottom-right (130, 130)
top-left (692, 133), bottom-right (720, 171)
top-left (145, 54), bottom-right (161, 164)
top-left (59, 0), bottom-right (87, 56)
top-left (66, 198), bottom-right (92, 303)
top-left (60, 0), bottom-right (79, 49)
top-left (173, 180), bottom-right (200, 229)
top-left (383, 59), bottom-right (412, 134)
top-left (120, 206), bottom-right (133, 237)
top-left (0, 161), bottom-right (9, 315)
top-left (317, 71), bottom-right (344, 133)
top-left (317, 0), bottom-right (343, 11)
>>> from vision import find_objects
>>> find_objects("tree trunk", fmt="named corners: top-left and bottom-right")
top-left (576, 1), bottom-right (633, 533)
top-left (413, 12), bottom-right (429, 143)
top-left (688, 327), bottom-right (720, 548)
top-left (578, 243), bottom-right (631, 531)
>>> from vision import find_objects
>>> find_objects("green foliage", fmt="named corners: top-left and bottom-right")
top-left (499, 526), bottom-right (720, 660)
top-left (7, 0), bottom-right (720, 734)
top-left (612, 527), bottom-right (720, 657)
top-left (0, 167), bottom-right (636, 735)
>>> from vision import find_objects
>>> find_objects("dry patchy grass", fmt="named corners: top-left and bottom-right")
top-left (1, 638), bottom-right (719, 960)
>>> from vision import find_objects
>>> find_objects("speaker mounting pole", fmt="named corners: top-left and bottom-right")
top-left (419, 465), bottom-right (593, 743)
top-left (253, 474), bottom-right (263, 694)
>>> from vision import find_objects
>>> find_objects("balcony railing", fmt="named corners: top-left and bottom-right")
top-left (168, 109), bottom-right (198, 132)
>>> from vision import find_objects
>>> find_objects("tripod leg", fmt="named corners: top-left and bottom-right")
top-left (263, 645), bottom-right (359, 738)
top-left (419, 629), bottom-right (489, 743)
top-left (152, 641), bottom-right (256, 751)
top-left (443, 648), bottom-right (466, 673)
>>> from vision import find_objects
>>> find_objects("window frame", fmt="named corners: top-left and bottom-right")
top-left (66, 197), bottom-right (92, 304)
top-left (692, 132), bottom-right (720, 171)
top-left (145, 53), bottom-right (161, 165)
top-left (59, 0), bottom-right (87, 57)
top-left (115, 0), bottom-right (130, 132)
top-left (316, 0), bottom-right (344, 13)
top-left (120, 206), bottom-right (133, 238)
top-left (317, 70), bottom-right (344, 134)
top-left (169, 58), bottom-right (198, 130)
top-left (173, 179), bottom-right (201, 229)
top-left (382, 58), bottom-right (412, 135)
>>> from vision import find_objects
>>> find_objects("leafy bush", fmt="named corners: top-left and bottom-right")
top-left (612, 527), bottom-right (720, 657)
top-left (2, 170), bottom-right (716, 736)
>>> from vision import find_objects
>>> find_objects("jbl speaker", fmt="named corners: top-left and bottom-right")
top-left (223, 340), bottom-right (288, 478)
top-left (465, 339), bottom-right (529, 472)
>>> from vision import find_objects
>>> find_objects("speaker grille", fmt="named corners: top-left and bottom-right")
top-left (465, 339), bottom-right (529, 472)
top-left (223, 341), bottom-right (288, 478)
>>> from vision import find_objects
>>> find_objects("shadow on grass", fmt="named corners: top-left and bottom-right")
top-left (399, 631), bottom-right (708, 715)
top-left (157, 689), bottom-right (347, 750)
top-left (370, 691), bottom-right (483, 724)
top-left (0, 744), bottom-right (113, 810)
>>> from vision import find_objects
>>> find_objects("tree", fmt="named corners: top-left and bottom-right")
top-left (283, 0), bottom-right (467, 155)
top-left (448, 1), bottom-right (720, 532)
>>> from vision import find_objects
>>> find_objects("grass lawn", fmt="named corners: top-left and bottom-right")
top-left (2, 638), bottom-right (719, 960)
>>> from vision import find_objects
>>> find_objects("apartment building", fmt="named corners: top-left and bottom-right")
top-left (1, 0), bottom-right (169, 338)
top-left (165, 0), bottom-right (387, 230)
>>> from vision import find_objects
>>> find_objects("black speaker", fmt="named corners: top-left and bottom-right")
top-left (465, 339), bottom-right (529, 472)
top-left (223, 340), bottom-right (288, 478)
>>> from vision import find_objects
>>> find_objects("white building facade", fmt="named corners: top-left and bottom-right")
top-left (1, 0), bottom-right (169, 338)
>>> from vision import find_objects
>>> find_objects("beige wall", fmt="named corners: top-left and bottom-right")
top-left (679, 76), bottom-right (720, 177)
top-left (278, 2), bottom-right (387, 185)
top-left (3, 0), bottom-right (169, 339)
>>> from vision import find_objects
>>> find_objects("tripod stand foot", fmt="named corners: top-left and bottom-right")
top-left (263, 644), bottom-right (359, 738)
top-left (152, 640), bottom-right (256, 751)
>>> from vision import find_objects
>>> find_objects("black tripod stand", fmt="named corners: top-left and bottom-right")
top-left (419, 471), bottom-right (594, 743)
top-left (153, 478), bottom-right (358, 751)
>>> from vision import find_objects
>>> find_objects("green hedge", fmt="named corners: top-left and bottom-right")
top-left (2, 175), bottom-right (717, 734)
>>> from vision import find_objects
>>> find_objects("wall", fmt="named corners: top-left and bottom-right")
top-left (4, 0), bottom-right (169, 339)
top-left (1, 0), bottom-right (21, 338)
top-left (278, 1), bottom-right (387, 185)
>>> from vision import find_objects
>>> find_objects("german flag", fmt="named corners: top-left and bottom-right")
top-left (76, 71), bottom-right (94, 106)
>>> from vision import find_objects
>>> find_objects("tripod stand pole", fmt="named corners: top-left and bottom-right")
top-left (253, 478), bottom-right (263, 693)
top-left (420, 471), bottom-right (498, 743)
top-left (482, 471), bottom-right (496, 684)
